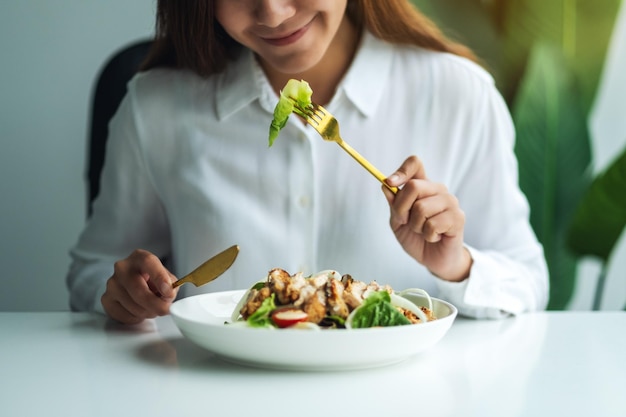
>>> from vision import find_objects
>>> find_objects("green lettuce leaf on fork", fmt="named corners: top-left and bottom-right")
top-left (268, 79), bottom-right (313, 147)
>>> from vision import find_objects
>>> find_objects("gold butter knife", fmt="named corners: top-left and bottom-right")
top-left (172, 245), bottom-right (239, 289)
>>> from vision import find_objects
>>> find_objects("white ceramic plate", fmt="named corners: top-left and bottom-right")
top-left (170, 290), bottom-right (457, 371)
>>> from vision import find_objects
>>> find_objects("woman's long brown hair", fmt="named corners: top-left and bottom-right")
top-left (141, 0), bottom-right (476, 77)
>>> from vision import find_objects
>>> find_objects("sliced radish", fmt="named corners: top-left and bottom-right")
top-left (271, 308), bottom-right (309, 328)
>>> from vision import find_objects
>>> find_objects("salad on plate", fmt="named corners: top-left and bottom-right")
top-left (229, 269), bottom-right (436, 330)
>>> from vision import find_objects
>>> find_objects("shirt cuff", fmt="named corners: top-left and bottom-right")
top-left (435, 245), bottom-right (514, 319)
top-left (93, 279), bottom-right (108, 315)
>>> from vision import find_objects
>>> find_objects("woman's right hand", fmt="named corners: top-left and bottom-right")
top-left (101, 249), bottom-right (179, 325)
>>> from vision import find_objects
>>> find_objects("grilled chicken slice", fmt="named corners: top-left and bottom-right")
top-left (240, 286), bottom-right (271, 319)
top-left (268, 268), bottom-right (305, 305)
top-left (401, 306), bottom-right (436, 324)
top-left (302, 290), bottom-right (326, 324)
top-left (325, 278), bottom-right (349, 318)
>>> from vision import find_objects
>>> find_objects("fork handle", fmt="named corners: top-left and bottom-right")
top-left (337, 141), bottom-right (398, 194)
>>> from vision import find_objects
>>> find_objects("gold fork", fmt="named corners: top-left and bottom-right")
top-left (294, 102), bottom-right (398, 194)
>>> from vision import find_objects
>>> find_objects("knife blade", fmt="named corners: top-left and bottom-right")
top-left (172, 245), bottom-right (239, 289)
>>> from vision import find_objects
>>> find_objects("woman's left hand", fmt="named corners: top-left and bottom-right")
top-left (383, 156), bottom-right (472, 282)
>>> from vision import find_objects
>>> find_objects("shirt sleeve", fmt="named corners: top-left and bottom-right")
top-left (66, 82), bottom-right (171, 313)
top-left (433, 70), bottom-right (549, 319)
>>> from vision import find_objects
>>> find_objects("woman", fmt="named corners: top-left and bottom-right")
top-left (67, 0), bottom-right (548, 324)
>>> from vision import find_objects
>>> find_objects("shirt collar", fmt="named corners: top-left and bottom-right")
top-left (216, 30), bottom-right (393, 120)
top-left (339, 31), bottom-right (393, 117)
top-left (216, 49), bottom-right (273, 120)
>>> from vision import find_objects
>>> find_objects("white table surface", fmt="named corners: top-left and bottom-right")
top-left (1, 311), bottom-right (624, 417)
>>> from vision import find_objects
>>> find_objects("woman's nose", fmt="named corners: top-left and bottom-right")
top-left (255, 0), bottom-right (296, 28)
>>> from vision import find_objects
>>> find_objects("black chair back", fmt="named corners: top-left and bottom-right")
top-left (87, 39), bottom-right (153, 216)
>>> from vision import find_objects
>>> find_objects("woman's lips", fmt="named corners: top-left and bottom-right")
top-left (262, 21), bottom-right (311, 47)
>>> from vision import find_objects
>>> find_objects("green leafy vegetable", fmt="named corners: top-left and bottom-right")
top-left (251, 281), bottom-right (266, 291)
top-left (246, 294), bottom-right (277, 328)
top-left (320, 315), bottom-right (347, 328)
top-left (350, 291), bottom-right (411, 328)
top-left (268, 79), bottom-right (313, 147)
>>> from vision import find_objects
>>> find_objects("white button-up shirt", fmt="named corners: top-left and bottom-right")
top-left (67, 31), bottom-right (549, 319)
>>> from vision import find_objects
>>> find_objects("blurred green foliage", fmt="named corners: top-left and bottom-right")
top-left (412, 0), bottom-right (622, 112)
top-left (568, 147), bottom-right (626, 261)
top-left (511, 42), bottom-right (591, 309)
top-left (411, 0), bottom-right (623, 309)
top-left (567, 144), bottom-right (626, 309)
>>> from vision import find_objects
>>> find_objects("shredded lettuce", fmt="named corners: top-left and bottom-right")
top-left (349, 291), bottom-right (411, 328)
top-left (246, 294), bottom-right (277, 328)
top-left (250, 281), bottom-right (266, 291)
top-left (268, 79), bottom-right (313, 147)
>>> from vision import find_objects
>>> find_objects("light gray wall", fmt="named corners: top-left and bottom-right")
top-left (0, 1), bottom-right (623, 312)
top-left (0, 1), bottom-right (155, 311)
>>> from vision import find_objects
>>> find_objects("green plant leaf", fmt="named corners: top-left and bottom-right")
top-left (567, 146), bottom-right (626, 261)
top-left (512, 42), bottom-right (592, 310)
top-left (500, 0), bottom-right (623, 113)
top-left (411, 0), bottom-right (623, 111)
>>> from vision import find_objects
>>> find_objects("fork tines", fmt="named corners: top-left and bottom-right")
top-left (291, 101), bottom-right (311, 116)
top-left (309, 105), bottom-right (325, 123)
top-left (292, 102), bottom-right (324, 126)
top-left (288, 97), bottom-right (311, 114)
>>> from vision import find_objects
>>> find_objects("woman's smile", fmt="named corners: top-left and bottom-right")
top-left (261, 19), bottom-right (314, 47)
top-left (215, 0), bottom-right (351, 82)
